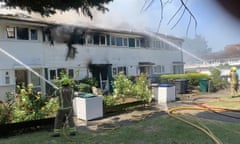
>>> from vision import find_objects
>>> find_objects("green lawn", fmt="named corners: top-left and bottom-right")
top-left (1, 115), bottom-right (239, 144)
top-left (205, 96), bottom-right (240, 110)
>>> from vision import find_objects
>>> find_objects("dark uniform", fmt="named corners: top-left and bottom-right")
top-left (53, 85), bottom-right (76, 136)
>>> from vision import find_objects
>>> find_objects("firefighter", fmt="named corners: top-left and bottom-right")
top-left (229, 66), bottom-right (239, 97)
top-left (52, 76), bottom-right (76, 137)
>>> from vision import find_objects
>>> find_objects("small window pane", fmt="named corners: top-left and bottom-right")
top-left (6, 27), bottom-right (15, 38)
top-left (128, 38), bottom-right (135, 47)
top-left (68, 69), bottom-right (74, 78)
top-left (50, 70), bottom-right (56, 80)
top-left (100, 35), bottom-right (105, 45)
top-left (136, 39), bottom-right (140, 47)
top-left (17, 27), bottom-right (29, 40)
top-left (93, 34), bottom-right (99, 45)
top-left (116, 37), bottom-right (123, 46)
top-left (123, 38), bottom-right (128, 46)
top-left (31, 71), bottom-right (40, 86)
top-left (111, 36), bottom-right (116, 45)
top-left (30, 29), bottom-right (38, 40)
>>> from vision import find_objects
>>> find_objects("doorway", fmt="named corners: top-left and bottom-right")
top-left (89, 64), bottom-right (112, 92)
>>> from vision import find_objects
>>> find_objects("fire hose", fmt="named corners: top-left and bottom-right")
top-left (167, 96), bottom-right (240, 144)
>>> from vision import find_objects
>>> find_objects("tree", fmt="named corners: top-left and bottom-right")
top-left (1, 0), bottom-right (113, 18)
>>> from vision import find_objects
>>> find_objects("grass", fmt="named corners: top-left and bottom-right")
top-left (205, 95), bottom-right (240, 110)
top-left (1, 115), bottom-right (240, 144)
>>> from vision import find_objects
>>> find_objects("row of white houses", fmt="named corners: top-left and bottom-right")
top-left (0, 14), bottom-right (184, 100)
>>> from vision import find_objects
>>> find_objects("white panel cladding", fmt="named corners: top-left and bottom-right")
top-left (0, 86), bottom-right (15, 102)
top-left (44, 44), bottom-right (182, 74)
top-left (0, 41), bottom-right (44, 69)
top-left (0, 26), bottom-right (3, 39)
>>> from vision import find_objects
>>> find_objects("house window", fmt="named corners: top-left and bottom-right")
top-left (111, 36), bottom-right (116, 46)
top-left (136, 39), bottom-right (140, 47)
top-left (49, 68), bottom-right (74, 80)
top-left (128, 38), bottom-right (135, 47)
top-left (87, 34), bottom-right (93, 44)
top-left (153, 65), bottom-right (165, 74)
top-left (116, 37), bottom-right (123, 46)
top-left (31, 70), bottom-right (41, 86)
top-left (30, 29), bottom-right (38, 40)
top-left (93, 34), bottom-right (99, 45)
top-left (6, 27), bottom-right (15, 38)
top-left (68, 69), bottom-right (74, 78)
top-left (50, 70), bottom-right (56, 80)
top-left (123, 38), bottom-right (128, 46)
top-left (5, 72), bottom-right (10, 84)
top-left (112, 66), bottom-right (127, 76)
top-left (17, 27), bottom-right (29, 40)
top-left (100, 35), bottom-right (106, 45)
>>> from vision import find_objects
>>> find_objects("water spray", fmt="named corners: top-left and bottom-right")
top-left (0, 47), bottom-right (59, 90)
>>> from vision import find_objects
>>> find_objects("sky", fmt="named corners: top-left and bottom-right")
top-left (0, 0), bottom-right (240, 52)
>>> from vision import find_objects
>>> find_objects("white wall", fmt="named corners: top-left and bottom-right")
top-left (44, 44), bottom-right (182, 75)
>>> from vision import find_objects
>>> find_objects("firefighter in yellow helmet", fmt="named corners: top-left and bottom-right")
top-left (52, 75), bottom-right (76, 137)
top-left (229, 66), bottom-right (239, 97)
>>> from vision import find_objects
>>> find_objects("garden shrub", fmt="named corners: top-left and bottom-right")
top-left (0, 100), bottom-right (11, 124)
top-left (160, 72), bottom-right (210, 86)
top-left (209, 68), bottom-right (229, 90)
top-left (133, 73), bottom-right (152, 102)
top-left (112, 72), bottom-right (151, 103)
top-left (11, 84), bottom-right (59, 123)
top-left (0, 83), bottom-right (59, 124)
top-left (113, 72), bottom-right (134, 101)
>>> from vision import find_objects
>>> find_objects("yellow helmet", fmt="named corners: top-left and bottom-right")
top-left (231, 66), bottom-right (237, 72)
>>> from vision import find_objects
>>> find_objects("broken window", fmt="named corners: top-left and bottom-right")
top-left (6, 27), bottom-right (15, 38)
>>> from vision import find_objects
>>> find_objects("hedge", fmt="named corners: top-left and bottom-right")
top-left (160, 73), bottom-right (210, 86)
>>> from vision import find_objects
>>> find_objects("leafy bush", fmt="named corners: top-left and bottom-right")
top-left (74, 77), bottom-right (98, 93)
top-left (209, 68), bottom-right (229, 90)
top-left (0, 100), bottom-right (11, 124)
top-left (79, 77), bottom-right (98, 87)
top-left (77, 83), bottom-right (91, 93)
top-left (0, 84), bottom-right (59, 124)
top-left (133, 73), bottom-right (152, 102)
top-left (112, 72), bottom-right (151, 103)
top-left (113, 72), bottom-right (134, 101)
top-left (160, 73), bottom-right (210, 86)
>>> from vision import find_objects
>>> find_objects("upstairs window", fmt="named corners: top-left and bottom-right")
top-left (17, 27), bottom-right (29, 40)
top-left (111, 36), bottom-right (116, 46)
top-left (30, 29), bottom-right (38, 40)
top-left (128, 38), bottom-right (135, 47)
top-left (116, 37), bottom-right (123, 46)
top-left (93, 34), bottom-right (99, 45)
top-left (100, 35), bottom-right (106, 45)
top-left (123, 38), bottom-right (128, 46)
top-left (6, 27), bottom-right (15, 38)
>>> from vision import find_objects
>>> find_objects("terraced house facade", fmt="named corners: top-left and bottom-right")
top-left (0, 14), bottom-right (184, 100)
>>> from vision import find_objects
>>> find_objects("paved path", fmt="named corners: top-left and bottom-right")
top-left (74, 89), bottom-right (240, 132)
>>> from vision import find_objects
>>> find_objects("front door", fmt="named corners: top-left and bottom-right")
top-left (89, 64), bottom-right (112, 92)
